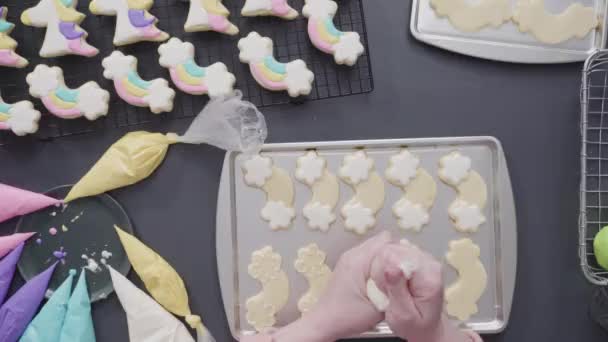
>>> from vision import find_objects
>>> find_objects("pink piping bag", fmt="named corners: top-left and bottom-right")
top-left (0, 183), bottom-right (62, 223)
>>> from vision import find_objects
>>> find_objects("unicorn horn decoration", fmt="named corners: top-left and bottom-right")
top-left (158, 38), bottom-right (236, 97)
top-left (102, 51), bottom-right (175, 114)
top-left (0, 7), bottom-right (28, 68)
top-left (109, 266), bottom-right (196, 342)
top-left (89, 0), bottom-right (169, 46)
top-left (241, 0), bottom-right (299, 19)
top-left (302, 0), bottom-right (365, 66)
top-left (238, 32), bottom-right (315, 97)
top-left (185, 0), bottom-right (238, 35)
top-left (26, 65), bottom-right (110, 121)
top-left (21, 0), bottom-right (98, 58)
top-left (0, 94), bottom-right (41, 136)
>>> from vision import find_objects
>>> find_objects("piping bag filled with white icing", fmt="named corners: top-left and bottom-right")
top-left (64, 91), bottom-right (267, 202)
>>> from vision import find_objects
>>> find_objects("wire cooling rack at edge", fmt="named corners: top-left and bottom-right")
top-left (0, 0), bottom-right (373, 145)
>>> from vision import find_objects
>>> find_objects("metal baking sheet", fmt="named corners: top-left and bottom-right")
top-left (216, 136), bottom-right (517, 339)
top-left (410, 0), bottom-right (607, 63)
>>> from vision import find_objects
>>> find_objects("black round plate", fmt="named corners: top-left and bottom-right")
top-left (16, 185), bottom-right (132, 302)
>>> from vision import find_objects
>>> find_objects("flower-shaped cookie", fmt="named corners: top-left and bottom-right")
top-left (339, 150), bottom-right (374, 185)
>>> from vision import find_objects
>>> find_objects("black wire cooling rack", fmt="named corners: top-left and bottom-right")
top-left (0, 0), bottom-right (373, 145)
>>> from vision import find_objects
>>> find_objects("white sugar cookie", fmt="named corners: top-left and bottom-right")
top-left (296, 151), bottom-right (339, 232)
top-left (294, 243), bottom-right (332, 314)
top-left (445, 238), bottom-right (488, 321)
top-left (243, 155), bottom-right (296, 230)
top-left (0, 95), bottom-right (40, 136)
top-left (185, 0), bottom-right (239, 35)
top-left (430, 0), bottom-right (512, 32)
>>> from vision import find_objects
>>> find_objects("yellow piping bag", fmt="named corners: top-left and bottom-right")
top-left (64, 90), bottom-right (266, 202)
top-left (114, 225), bottom-right (215, 342)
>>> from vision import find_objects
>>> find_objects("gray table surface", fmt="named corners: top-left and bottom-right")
top-left (2, 1), bottom-right (607, 341)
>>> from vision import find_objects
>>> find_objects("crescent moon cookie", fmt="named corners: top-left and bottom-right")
top-left (89, 0), bottom-right (169, 46)
top-left (246, 246), bottom-right (289, 331)
top-left (339, 151), bottom-right (385, 235)
top-left (294, 243), bottom-right (332, 314)
top-left (386, 149), bottom-right (437, 232)
top-left (238, 32), bottom-right (315, 98)
top-left (243, 154), bottom-right (296, 230)
top-left (512, 0), bottom-right (598, 44)
top-left (242, 0), bottom-right (298, 19)
top-left (296, 151), bottom-right (339, 232)
top-left (0, 95), bottom-right (41, 136)
top-left (184, 0), bottom-right (239, 35)
top-left (429, 0), bottom-right (512, 32)
top-left (158, 38), bottom-right (236, 97)
top-left (0, 7), bottom-right (28, 68)
top-left (26, 65), bottom-right (110, 120)
top-left (445, 238), bottom-right (488, 321)
top-left (302, 0), bottom-right (365, 66)
top-left (102, 51), bottom-right (175, 114)
top-left (21, 0), bottom-right (99, 58)
top-left (439, 151), bottom-right (488, 233)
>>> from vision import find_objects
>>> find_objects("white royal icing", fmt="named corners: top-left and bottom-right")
top-left (333, 32), bottom-right (365, 66)
top-left (238, 32), bottom-right (274, 63)
top-left (296, 151), bottom-right (326, 186)
top-left (303, 0), bottom-right (338, 17)
top-left (102, 51), bottom-right (137, 79)
top-left (448, 200), bottom-right (486, 233)
top-left (339, 150), bottom-right (374, 185)
top-left (1, 99), bottom-right (40, 136)
top-left (341, 201), bottom-right (375, 235)
top-left (393, 199), bottom-right (430, 232)
top-left (205, 62), bottom-right (236, 98)
top-left (385, 149), bottom-right (420, 187)
top-left (439, 151), bottom-right (472, 186)
top-left (243, 155), bottom-right (274, 187)
top-left (303, 202), bottom-right (336, 232)
top-left (26, 64), bottom-right (60, 97)
top-left (158, 37), bottom-right (193, 67)
top-left (367, 279), bottom-right (389, 312)
top-left (261, 200), bottom-right (296, 230)
top-left (76, 82), bottom-right (111, 120)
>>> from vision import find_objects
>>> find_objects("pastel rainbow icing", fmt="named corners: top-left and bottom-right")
top-left (238, 32), bottom-right (314, 97)
top-left (0, 96), bottom-right (41, 136)
top-left (184, 0), bottom-right (239, 35)
top-left (89, 0), bottom-right (169, 46)
top-left (21, 0), bottom-right (98, 58)
top-left (302, 0), bottom-right (364, 66)
top-left (26, 64), bottom-right (110, 120)
top-left (102, 51), bottom-right (175, 114)
top-left (0, 7), bottom-right (28, 68)
top-left (241, 0), bottom-right (299, 19)
top-left (158, 37), bottom-right (235, 97)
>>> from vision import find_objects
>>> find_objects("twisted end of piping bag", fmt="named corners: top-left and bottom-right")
top-left (186, 314), bottom-right (217, 342)
top-left (170, 90), bottom-right (267, 155)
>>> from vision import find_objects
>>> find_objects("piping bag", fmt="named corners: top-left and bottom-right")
top-left (109, 265), bottom-right (195, 342)
top-left (64, 91), bottom-right (267, 202)
top-left (0, 183), bottom-right (62, 223)
top-left (0, 242), bottom-right (24, 305)
top-left (114, 226), bottom-right (215, 342)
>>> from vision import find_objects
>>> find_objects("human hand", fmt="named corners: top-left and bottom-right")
top-left (369, 239), bottom-right (480, 342)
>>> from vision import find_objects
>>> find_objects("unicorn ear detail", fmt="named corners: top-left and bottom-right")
top-left (21, 0), bottom-right (98, 58)
top-left (103, 51), bottom-right (175, 114)
top-left (0, 7), bottom-right (28, 68)
top-left (26, 64), bottom-right (110, 120)
top-left (90, 0), bottom-right (169, 46)
top-left (158, 38), bottom-right (236, 98)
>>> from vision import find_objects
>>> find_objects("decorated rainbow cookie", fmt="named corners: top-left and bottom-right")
top-left (0, 95), bottom-right (41, 136)
top-left (21, 0), bottom-right (98, 58)
top-left (238, 32), bottom-right (314, 97)
top-left (26, 64), bottom-right (110, 120)
top-left (158, 38), bottom-right (236, 97)
top-left (89, 0), bottom-right (169, 46)
top-left (0, 7), bottom-right (28, 68)
top-left (302, 0), bottom-right (364, 66)
top-left (102, 51), bottom-right (175, 114)
top-left (241, 0), bottom-right (299, 19)
top-left (185, 0), bottom-right (239, 35)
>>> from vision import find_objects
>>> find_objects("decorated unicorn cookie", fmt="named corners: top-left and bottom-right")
top-left (0, 95), bottom-right (41, 136)
top-left (21, 0), bottom-right (98, 58)
top-left (158, 38), bottom-right (235, 97)
top-left (185, 0), bottom-right (239, 35)
top-left (238, 32), bottom-right (314, 97)
top-left (102, 51), bottom-right (175, 114)
top-left (0, 7), bottom-right (28, 68)
top-left (241, 0), bottom-right (299, 20)
top-left (89, 0), bottom-right (169, 46)
top-left (26, 65), bottom-right (110, 120)
top-left (302, 0), bottom-right (364, 66)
